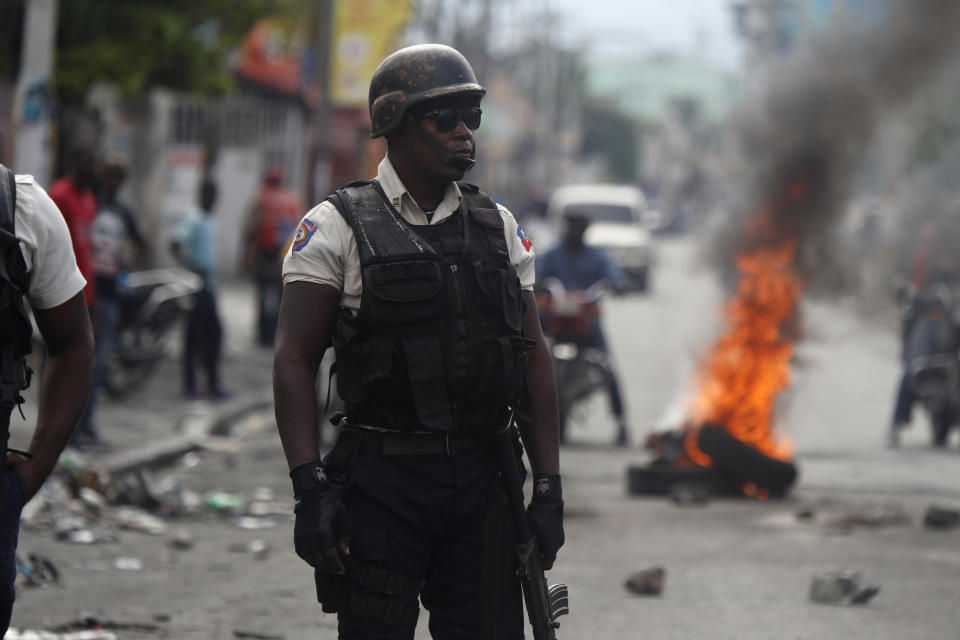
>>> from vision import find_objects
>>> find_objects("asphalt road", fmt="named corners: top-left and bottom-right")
top-left (10, 235), bottom-right (960, 639)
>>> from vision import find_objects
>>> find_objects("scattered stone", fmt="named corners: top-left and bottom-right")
top-left (923, 506), bottom-right (960, 530)
top-left (169, 529), bottom-right (195, 551)
top-left (809, 567), bottom-right (880, 605)
top-left (624, 566), bottom-right (665, 596)
top-left (795, 507), bottom-right (815, 521)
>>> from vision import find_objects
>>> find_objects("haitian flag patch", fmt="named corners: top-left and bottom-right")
top-left (292, 219), bottom-right (318, 252)
top-left (516, 225), bottom-right (533, 252)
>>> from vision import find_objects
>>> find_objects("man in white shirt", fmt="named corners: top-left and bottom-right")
top-left (274, 45), bottom-right (562, 638)
top-left (0, 167), bottom-right (94, 634)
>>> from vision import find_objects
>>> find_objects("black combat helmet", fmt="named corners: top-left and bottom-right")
top-left (369, 44), bottom-right (486, 139)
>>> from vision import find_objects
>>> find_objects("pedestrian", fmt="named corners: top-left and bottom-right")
top-left (171, 178), bottom-right (227, 400)
top-left (244, 165), bottom-right (304, 347)
top-left (537, 212), bottom-right (632, 446)
top-left (48, 146), bottom-right (97, 310)
top-left (274, 44), bottom-right (564, 638)
top-left (0, 164), bottom-right (95, 634)
top-left (77, 154), bottom-right (147, 445)
top-left (49, 147), bottom-right (101, 445)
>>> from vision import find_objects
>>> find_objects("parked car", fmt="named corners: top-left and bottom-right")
top-left (547, 184), bottom-right (654, 292)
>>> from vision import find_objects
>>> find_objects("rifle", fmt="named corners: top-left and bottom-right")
top-left (495, 417), bottom-right (569, 640)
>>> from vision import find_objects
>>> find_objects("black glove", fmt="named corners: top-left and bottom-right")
top-left (527, 473), bottom-right (564, 570)
top-left (291, 461), bottom-right (351, 574)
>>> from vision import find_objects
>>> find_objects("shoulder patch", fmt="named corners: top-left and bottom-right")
top-left (292, 219), bottom-right (318, 252)
top-left (516, 224), bottom-right (532, 252)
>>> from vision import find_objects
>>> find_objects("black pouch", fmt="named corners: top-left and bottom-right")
top-left (362, 259), bottom-right (444, 324)
top-left (315, 570), bottom-right (344, 613)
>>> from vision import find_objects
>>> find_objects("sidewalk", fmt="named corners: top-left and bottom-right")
top-left (9, 279), bottom-right (275, 475)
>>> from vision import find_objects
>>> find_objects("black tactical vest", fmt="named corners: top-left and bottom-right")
top-left (0, 165), bottom-right (34, 493)
top-left (328, 180), bottom-right (532, 434)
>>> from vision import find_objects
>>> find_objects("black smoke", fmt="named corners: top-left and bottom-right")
top-left (710, 0), bottom-right (960, 294)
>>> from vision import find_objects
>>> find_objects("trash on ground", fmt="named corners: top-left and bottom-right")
top-left (203, 491), bottom-right (246, 513)
top-left (111, 506), bottom-right (168, 535)
top-left (624, 566), bottom-right (666, 596)
top-left (15, 554), bottom-right (61, 588)
top-left (923, 505), bottom-right (960, 530)
top-left (6, 629), bottom-right (118, 639)
top-left (233, 516), bottom-right (278, 530)
top-left (251, 487), bottom-right (275, 501)
top-left (795, 499), bottom-right (912, 530)
top-left (113, 557), bottom-right (144, 572)
top-left (247, 539), bottom-right (272, 560)
top-left (809, 567), bottom-right (880, 605)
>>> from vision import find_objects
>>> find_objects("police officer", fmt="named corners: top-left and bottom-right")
top-left (0, 166), bottom-right (94, 634)
top-left (274, 44), bottom-right (563, 638)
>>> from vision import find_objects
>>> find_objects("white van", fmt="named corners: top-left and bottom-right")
top-left (546, 184), bottom-right (654, 292)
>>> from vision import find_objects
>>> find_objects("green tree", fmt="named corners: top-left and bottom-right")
top-left (580, 102), bottom-right (639, 183)
top-left (1, 0), bottom-right (297, 97)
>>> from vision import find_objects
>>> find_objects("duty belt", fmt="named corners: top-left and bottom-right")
top-left (341, 423), bottom-right (493, 456)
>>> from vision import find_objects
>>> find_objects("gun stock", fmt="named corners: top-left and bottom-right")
top-left (495, 422), bottom-right (569, 640)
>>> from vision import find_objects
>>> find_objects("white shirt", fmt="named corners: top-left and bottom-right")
top-left (283, 156), bottom-right (536, 311)
top-left (12, 175), bottom-right (87, 309)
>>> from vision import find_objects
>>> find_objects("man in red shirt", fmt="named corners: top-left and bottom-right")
top-left (49, 147), bottom-right (98, 310)
top-left (243, 165), bottom-right (303, 346)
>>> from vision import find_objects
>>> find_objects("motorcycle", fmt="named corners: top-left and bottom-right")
top-left (900, 282), bottom-right (960, 447)
top-left (101, 268), bottom-right (202, 399)
top-left (536, 278), bottom-right (616, 442)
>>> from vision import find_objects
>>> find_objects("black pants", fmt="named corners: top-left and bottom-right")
top-left (0, 469), bottom-right (27, 635)
top-left (184, 288), bottom-right (223, 394)
top-left (337, 440), bottom-right (524, 639)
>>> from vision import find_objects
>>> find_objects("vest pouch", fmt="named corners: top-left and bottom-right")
top-left (362, 259), bottom-right (444, 324)
top-left (473, 262), bottom-right (523, 332)
top-left (333, 323), bottom-right (369, 404)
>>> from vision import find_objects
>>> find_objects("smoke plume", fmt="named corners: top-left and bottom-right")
top-left (711, 0), bottom-right (960, 293)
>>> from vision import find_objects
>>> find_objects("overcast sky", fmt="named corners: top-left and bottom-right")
top-left (546, 0), bottom-right (744, 69)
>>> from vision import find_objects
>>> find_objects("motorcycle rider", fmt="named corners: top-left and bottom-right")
top-left (888, 210), bottom-right (960, 447)
top-left (274, 44), bottom-right (563, 638)
top-left (537, 211), bottom-right (631, 446)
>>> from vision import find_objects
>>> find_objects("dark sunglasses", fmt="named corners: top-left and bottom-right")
top-left (420, 107), bottom-right (482, 133)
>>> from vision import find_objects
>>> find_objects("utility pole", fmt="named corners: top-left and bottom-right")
top-left (12, 0), bottom-right (58, 184)
top-left (308, 0), bottom-right (334, 204)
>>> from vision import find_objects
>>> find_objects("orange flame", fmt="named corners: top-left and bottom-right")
top-left (685, 227), bottom-right (800, 467)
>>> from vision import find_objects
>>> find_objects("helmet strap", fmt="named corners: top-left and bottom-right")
top-left (404, 113), bottom-right (476, 172)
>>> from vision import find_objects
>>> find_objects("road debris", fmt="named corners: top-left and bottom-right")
top-left (624, 566), bottom-right (666, 596)
top-left (923, 505), bottom-right (960, 530)
top-left (113, 557), bottom-right (144, 572)
top-left (809, 567), bottom-right (880, 605)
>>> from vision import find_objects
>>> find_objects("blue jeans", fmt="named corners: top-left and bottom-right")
top-left (77, 296), bottom-right (119, 437)
top-left (0, 468), bottom-right (27, 635)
